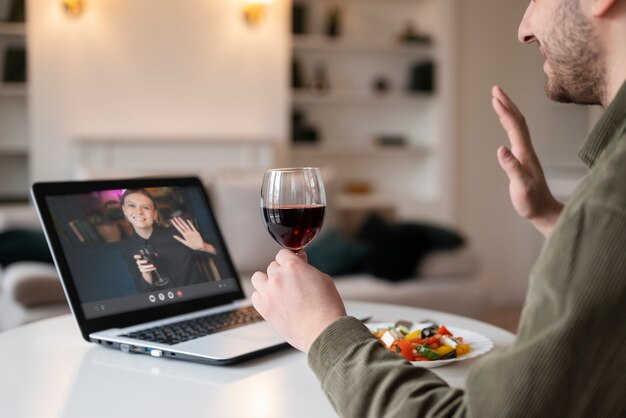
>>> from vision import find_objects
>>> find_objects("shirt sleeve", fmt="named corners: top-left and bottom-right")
top-left (308, 200), bottom-right (626, 418)
top-left (308, 316), bottom-right (466, 418)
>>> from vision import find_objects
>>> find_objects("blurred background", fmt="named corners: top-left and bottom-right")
top-left (0, 0), bottom-right (599, 332)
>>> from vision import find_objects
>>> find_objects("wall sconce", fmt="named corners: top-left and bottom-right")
top-left (63, 0), bottom-right (85, 17)
top-left (243, 0), bottom-right (272, 26)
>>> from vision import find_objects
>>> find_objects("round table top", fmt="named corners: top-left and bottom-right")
top-left (0, 301), bottom-right (515, 418)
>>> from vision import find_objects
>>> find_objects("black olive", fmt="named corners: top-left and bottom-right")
top-left (441, 350), bottom-right (457, 360)
top-left (421, 325), bottom-right (438, 338)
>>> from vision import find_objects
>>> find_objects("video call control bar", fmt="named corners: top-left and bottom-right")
top-left (81, 279), bottom-right (239, 319)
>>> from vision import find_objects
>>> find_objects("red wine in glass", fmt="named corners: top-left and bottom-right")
top-left (262, 204), bottom-right (325, 252)
top-left (138, 246), bottom-right (170, 287)
top-left (261, 168), bottom-right (326, 254)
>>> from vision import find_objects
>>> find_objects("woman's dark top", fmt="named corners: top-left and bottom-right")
top-left (121, 226), bottom-right (214, 293)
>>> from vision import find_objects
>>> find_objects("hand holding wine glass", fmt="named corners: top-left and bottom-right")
top-left (260, 167), bottom-right (326, 254)
top-left (137, 246), bottom-right (170, 287)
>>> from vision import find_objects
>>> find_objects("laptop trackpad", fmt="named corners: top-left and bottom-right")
top-left (222, 323), bottom-right (282, 343)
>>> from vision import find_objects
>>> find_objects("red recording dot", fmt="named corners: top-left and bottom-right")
top-left (176, 290), bottom-right (183, 298)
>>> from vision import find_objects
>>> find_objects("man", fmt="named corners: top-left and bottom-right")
top-left (251, 0), bottom-right (626, 416)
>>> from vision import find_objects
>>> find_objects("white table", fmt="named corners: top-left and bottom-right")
top-left (0, 301), bottom-right (515, 418)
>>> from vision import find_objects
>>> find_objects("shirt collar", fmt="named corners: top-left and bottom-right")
top-left (579, 80), bottom-right (626, 168)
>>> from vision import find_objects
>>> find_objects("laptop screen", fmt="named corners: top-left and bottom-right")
top-left (42, 182), bottom-right (241, 320)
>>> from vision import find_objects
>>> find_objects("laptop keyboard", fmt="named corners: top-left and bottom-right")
top-left (121, 306), bottom-right (263, 346)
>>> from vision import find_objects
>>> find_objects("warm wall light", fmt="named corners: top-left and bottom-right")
top-left (243, 0), bottom-right (273, 26)
top-left (63, 0), bottom-right (85, 17)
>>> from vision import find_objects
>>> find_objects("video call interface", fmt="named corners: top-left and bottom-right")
top-left (45, 185), bottom-right (240, 319)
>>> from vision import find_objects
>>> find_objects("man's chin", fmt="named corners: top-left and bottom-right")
top-left (545, 79), bottom-right (574, 103)
top-left (544, 79), bottom-right (601, 106)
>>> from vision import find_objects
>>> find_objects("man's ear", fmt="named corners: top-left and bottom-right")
top-left (589, 0), bottom-right (618, 16)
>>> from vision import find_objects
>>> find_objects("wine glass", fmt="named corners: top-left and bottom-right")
top-left (138, 246), bottom-right (170, 287)
top-left (260, 167), bottom-right (326, 254)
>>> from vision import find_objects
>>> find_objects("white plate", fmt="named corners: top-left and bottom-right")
top-left (366, 322), bottom-right (494, 369)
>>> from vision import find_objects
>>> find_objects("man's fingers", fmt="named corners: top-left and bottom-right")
top-left (492, 85), bottom-right (522, 115)
top-left (497, 146), bottom-right (525, 179)
top-left (492, 96), bottom-right (525, 137)
top-left (297, 250), bottom-right (308, 263)
top-left (492, 92), bottom-right (534, 162)
top-left (267, 261), bottom-right (280, 277)
top-left (250, 274), bottom-right (268, 316)
top-left (275, 248), bottom-right (298, 265)
top-left (250, 291), bottom-right (264, 314)
top-left (251, 271), bottom-right (268, 291)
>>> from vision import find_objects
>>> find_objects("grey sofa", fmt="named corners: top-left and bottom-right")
top-left (0, 205), bottom-right (69, 331)
top-left (0, 172), bottom-right (485, 331)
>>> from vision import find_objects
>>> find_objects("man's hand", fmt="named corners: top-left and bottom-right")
top-left (491, 85), bottom-right (564, 238)
top-left (250, 249), bottom-right (347, 353)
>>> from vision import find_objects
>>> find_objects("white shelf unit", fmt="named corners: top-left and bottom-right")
top-left (0, 83), bottom-right (25, 95)
top-left (292, 143), bottom-right (429, 158)
top-left (0, 142), bottom-right (27, 155)
top-left (0, 8), bottom-right (29, 201)
top-left (289, 0), bottom-right (456, 222)
top-left (0, 22), bottom-right (25, 37)
top-left (293, 34), bottom-right (434, 56)
top-left (292, 89), bottom-right (433, 106)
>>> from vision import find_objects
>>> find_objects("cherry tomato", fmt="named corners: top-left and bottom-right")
top-left (437, 325), bottom-right (452, 336)
top-left (424, 336), bottom-right (439, 345)
top-left (393, 340), bottom-right (415, 361)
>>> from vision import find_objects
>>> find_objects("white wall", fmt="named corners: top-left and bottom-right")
top-left (26, 0), bottom-right (589, 308)
top-left (28, 0), bottom-right (289, 181)
top-left (455, 0), bottom-right (589, 305)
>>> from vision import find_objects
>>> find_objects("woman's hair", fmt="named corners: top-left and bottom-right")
top-left (121, 188), bottom-right (157, 209)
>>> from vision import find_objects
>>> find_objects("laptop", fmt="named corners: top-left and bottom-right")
top-left (32, 176), bottom-right (367, 365)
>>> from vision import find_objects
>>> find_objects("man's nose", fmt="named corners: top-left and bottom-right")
top-left (518, 2), bottom-right (536, 44)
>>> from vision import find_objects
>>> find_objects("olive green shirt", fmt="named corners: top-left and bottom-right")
top-left (308, 81), bottom-right (626, 418)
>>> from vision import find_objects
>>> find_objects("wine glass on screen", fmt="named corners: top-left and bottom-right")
top-left (138, 246), bottom-right (170, 287)
top-left (260, 167), bottom-right (326, 254)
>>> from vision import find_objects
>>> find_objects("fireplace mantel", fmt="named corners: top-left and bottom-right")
top-left (73, 135), bottom-right (282, 180)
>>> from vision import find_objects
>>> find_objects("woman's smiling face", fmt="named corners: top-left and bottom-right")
top-left (122, 193), bottom-right (158, 230)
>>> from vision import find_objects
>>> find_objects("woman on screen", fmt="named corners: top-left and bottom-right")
top-left (120, 188), bottom-right (219, 293)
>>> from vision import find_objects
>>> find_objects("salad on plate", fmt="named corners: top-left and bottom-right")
top-left (367, 321), bottom-right (493, 367)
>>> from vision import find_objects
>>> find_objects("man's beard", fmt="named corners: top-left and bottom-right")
top-left (543, 0), bottom-right (606, 105)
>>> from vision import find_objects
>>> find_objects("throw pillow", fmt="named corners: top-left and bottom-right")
top-left (306, 229), bottom-right (371, 276)
top-left (0, 229), bottom-right (53, 267)
top-left (357, 214), bottom-right (464, 281)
